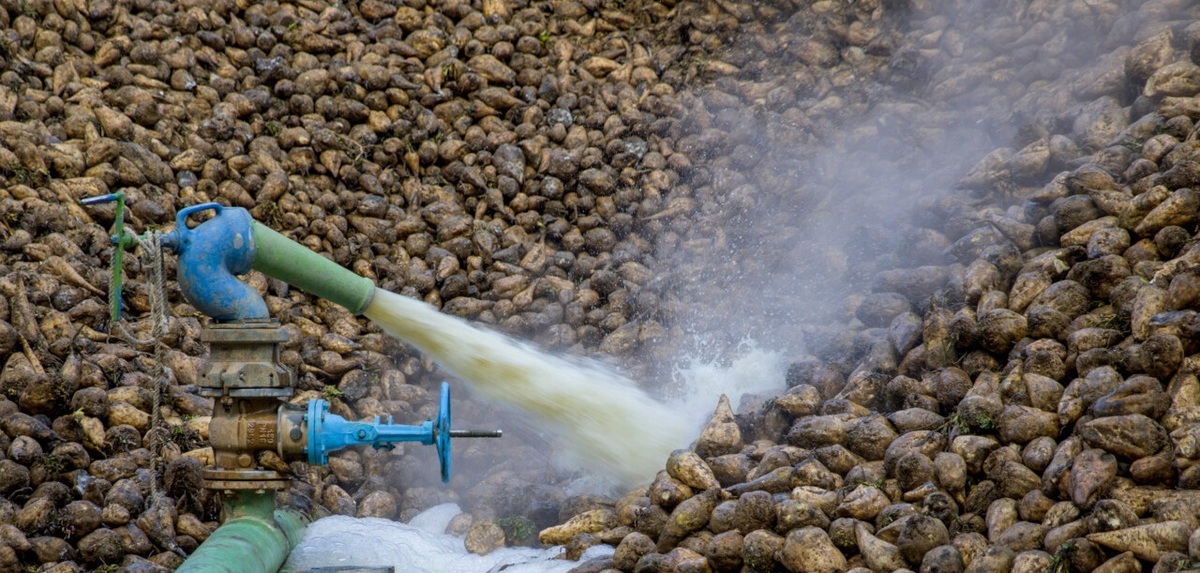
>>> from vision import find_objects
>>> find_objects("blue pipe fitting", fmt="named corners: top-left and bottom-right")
top-left (161, 203), bottom-right (269, 322)
top-left (306, 382), bottom-right (455, 482)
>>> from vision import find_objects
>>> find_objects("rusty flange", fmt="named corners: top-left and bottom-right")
top-left (201, 468), bottom-right (289, 491)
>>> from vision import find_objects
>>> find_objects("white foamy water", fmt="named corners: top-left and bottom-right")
top-left (284, 503), bottom-right (614, 573)
top-left (364, 289), bottom-right (693, 487)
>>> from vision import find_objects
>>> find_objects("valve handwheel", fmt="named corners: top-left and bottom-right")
top-left (435, 381), bottom-right (452, 483)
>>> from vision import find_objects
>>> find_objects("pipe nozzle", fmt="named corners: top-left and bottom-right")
top-left (250, 222), bottom-right (375, 315)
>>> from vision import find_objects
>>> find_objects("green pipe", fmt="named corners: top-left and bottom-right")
top-left (251, 222), bottom-right (376, 315)
top-left (176, 491), bottom-right (309, 573)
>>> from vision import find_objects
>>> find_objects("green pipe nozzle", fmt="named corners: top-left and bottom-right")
top-left (251, 221), bottom-right (375, 315)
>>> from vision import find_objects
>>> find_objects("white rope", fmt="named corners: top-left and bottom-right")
top-left (144, 231), bottom-right (173, 499)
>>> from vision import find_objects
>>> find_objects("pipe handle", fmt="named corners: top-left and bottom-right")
top-left (177, 202), bottom-right (224, 227)
top-left (164, 202), bottom-right (223, 251)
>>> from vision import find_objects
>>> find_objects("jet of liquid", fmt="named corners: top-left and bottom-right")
top-left (364, 288), bottom-right (692, 486)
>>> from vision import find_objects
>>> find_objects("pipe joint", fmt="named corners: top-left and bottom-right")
top-left (164, 203), bottom-right (269, 322)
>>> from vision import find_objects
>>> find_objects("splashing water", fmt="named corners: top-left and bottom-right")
top-left (667, 342), bottom-right (788, 428)
top-left (364, 288), bottom-right (692, 486)
top-left (284, 503), bottom-right (615, 573)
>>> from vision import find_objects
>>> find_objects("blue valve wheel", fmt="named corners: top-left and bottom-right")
top-left (306, 381), bottom-right (456, 483)
top-left (435, 381), bottom-right (451, 483)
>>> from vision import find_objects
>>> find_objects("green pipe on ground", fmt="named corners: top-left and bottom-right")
top-left (251, 221), bottom-right (376, 315)
top-left (176, 491), bottom-right (309, 573)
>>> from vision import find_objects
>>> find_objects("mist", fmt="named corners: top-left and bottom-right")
top-left (658, 0), bottom-right (1195, 367)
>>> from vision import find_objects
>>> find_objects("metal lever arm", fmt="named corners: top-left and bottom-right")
top-left (81, 192), bottom-right (137, 322)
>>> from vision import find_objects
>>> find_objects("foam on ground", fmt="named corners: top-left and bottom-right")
top-left (283, 503), bottom-right (614, 573)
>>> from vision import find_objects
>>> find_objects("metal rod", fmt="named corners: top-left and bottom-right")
top-left (449, 430), bottom-right (503, 438)
top-left (110, 195), bottom-right (125, 323)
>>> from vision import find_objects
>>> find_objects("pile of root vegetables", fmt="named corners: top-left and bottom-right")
top-left (2, 0), bottom-right (1200, 571)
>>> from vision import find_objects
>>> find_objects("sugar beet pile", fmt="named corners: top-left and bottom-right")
top-left (2, 0), bottom-right (1200, 571)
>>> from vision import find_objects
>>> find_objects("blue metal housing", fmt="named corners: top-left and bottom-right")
top-left (307, 382), bottom-right (455, 482)
top-left (161, 203), bottom-right (269, 322)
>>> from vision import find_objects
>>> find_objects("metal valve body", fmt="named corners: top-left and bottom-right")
top-left (197, 321), bottom-right (479, 488)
